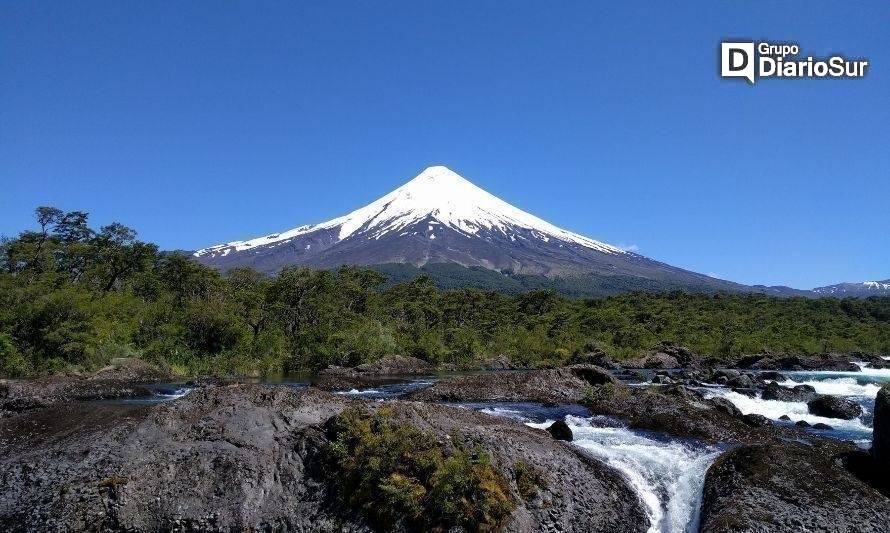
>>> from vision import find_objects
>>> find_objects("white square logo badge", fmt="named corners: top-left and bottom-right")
top-left (721, 42), bottom-right (755, 84)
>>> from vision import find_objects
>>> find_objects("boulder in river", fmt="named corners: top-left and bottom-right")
top-left (725, 374), bottom-right (754, 389)
top-left (741, 414), bottom-right (769, 428)
top-left (709, 369), bottom-right (740, 381)
top-left (758, 371), bottom-right (789, 382)
top-left (700, 442), bottom-right (890, 532)
top-left (761, 381), bottom-right (818, 403)
top-left (546, 420), bottom-right (573, 441)
top-left (651, 374), bottom-right (674, 385)
top-left (807, 395), bottom-right (863, 420)
top-left (708, 397), bottom-right (742, 419)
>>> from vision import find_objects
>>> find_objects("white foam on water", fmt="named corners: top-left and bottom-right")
top-left (527, 415), bottom-right (720, 533)
top-left (478, 406), bottom-right (532, 419)
top-left (335, 388), bottom-right (382, 396)
top-left (778, 378), bottom-right (882, 398)
top-left (703, 388), bottom-right (872, 437)
top-left (780, 363), bottom-right (890, 383)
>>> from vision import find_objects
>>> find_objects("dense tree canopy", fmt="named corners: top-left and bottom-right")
top-left (1, 207), bottom-right (888, 377)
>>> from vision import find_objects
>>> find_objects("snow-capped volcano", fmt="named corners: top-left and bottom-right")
top-left (197, 166), bottom-right (623, 257)
top-left (194, 166), bottom-right (737, 290)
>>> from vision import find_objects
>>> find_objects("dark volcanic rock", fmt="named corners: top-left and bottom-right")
top-left (0, 386), bottom-right (356, 532)
top-left (736, 353), bottom-right (861, 372)
top-left (584, 387), bottom-right (771, 444)
top-left (623, 341), bottom-right (704, 369)
top-left (660, 384), bottom-right (703, 401)
top-left (812, 422), bottom-right (833, 430)
top-left (874, 384), bottom-right (890, 473)
top-left (700, 443), bottom-right (890, 532)
top-left (741, 414), bottom-right (769, 428)
top-left (0, 385), bottom-right (649, 533)
top-left (725, 374), bottom-right (754, 389)
top-left (479, 354), bottom-right (519, 370)
top-left (761, 381), bottom-right (818, 403)
top-left (711, 369), bottom-right (740, 380)
top-left (621, 352), bottom-right (679, 370)
top-left (566, 348), bottom-right (617, 369)
top-left (758, 371), bottom-right (789, 382)
top-left (807, 395), bottom-right (863, 420)
top-left (546, 420), bottom-right (573, 441)
top-left (651, 374), bottom-right (674, 385)
top-left (405, 365), bottom-right (619, 404)
top-left (2, 358), bottom-right (169, 406)
top-left (709, 397), bottom-right (742, 419)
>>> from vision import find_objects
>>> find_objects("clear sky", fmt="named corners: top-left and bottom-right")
top-left (1, 1), bottom-right (888, 289)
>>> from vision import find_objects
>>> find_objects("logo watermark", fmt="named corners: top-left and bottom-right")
top-left (721, 41), bottom-right (869, 84)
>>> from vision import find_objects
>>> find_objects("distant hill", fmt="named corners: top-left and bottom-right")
top-left (812, 280), bottom-right (890, 298)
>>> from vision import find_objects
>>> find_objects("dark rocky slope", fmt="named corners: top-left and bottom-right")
top-left (875, 384), bottom-right (890, 473)
top-left (700, 443), bottom-right (890, 532)
top-left (0, 384), bottom-right (648, 532)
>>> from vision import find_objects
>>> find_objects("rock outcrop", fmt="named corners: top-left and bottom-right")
top-left (700, 443), bottom-right (890, 532)
top-left (734, 353), bottom-right (861, 372)
top-left (1, 358), bottom-right (170, 408)
top-left (807, 395), bottom-right (863, 420)
top-left (761, 382), bottom-right (818, 403)
top-left (873, 384), bottom-right (890, 472)
top-left (405, 365), bottom-right (619, 404)
top-left (0, 384), bottom-right (649, 532)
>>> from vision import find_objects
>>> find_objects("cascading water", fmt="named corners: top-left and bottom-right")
top-left (702, 362), bottom-right (890, 446)
top-left (463, 403), bottom-right (723, 533)
top-left (333, 380), bottom-right (435, 399)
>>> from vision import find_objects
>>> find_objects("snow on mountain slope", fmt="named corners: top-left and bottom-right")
top-left (812, 279), bottom-right (890, 297)
top-left (193, 165), bottom-right (754, 293)
top-left (195, 166), bottom-right (624, 258)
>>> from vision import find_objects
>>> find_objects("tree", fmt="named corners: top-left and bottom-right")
top-left (91, 223), bottom-right (157, 291)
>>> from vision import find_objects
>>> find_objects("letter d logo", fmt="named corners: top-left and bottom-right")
top-left (721, 42), bottom-right (755, 84)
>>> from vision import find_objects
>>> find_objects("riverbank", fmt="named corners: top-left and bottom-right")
top-left (2, 356), bottom-right (890, 531)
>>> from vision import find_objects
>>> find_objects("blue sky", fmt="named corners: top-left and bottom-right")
top-left (1, 1), bottom-right (888, 289)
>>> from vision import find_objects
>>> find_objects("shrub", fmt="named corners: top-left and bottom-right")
top-left (0, 332), bottom-right (31, 377)
top-left (513, 458), bottom-right (548, 500)
top-left (325, 407), bottom-right (515, 531)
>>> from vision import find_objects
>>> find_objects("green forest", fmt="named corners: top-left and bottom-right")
top-left (1, 207), bottom-right (889, 378)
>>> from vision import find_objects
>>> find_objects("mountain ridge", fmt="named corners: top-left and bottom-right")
top-left (193, 166), bottom-right (884, 298)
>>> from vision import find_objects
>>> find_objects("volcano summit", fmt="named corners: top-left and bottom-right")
top-left (194, 166), bottom-right (746, 292)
